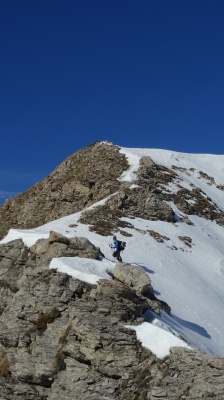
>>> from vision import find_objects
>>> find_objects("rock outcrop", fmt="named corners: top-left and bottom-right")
top-left (0, 142), bottom-right (129, 240)
top-left (0, 236), bottom-right (160, 399)
top-left (114, 263), bottom-right (153, 294)
top-left (0, 234), bottom-right (224, 399)
top-left (1, 142), bottom-right (224, 242)
top-left (119, 347), bottom-right (224, 400)
top-left (1, 142), bottom-right (224, 399)
top-left (30, 231), bottom-right (101, 267)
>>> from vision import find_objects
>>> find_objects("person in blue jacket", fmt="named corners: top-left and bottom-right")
top-left (112, 235), bottom-right (122, 262)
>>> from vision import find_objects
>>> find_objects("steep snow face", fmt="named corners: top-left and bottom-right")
top-left (120, 147), bottom-right (224, 184)
top-left (1, 146), bottom-right (224, 359)
top-left (120, 147), bottom-right (224, 211)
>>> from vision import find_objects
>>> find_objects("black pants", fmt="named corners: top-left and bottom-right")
top-left (113, 250), bottom-right (122, 262)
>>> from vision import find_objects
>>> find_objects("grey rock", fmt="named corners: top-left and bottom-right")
top-left (0, 142), bottom-right (129, 240)
top-left (0, 260), bottom-right (222, 400)
top-left (114, 263), bottom-right (153, 295)
top-left (0, 142), bottom-right (224, 399)
top-left (30, 231), bottom-right (100, 266)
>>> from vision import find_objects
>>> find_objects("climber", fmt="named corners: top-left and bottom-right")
top-left (110, 235), bottom-right (126, 262)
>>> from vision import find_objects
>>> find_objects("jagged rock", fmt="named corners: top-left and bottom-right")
top-left (118, 347), bottom-right (224, 400)
top-left (0, 142), bottom-right (224, 399)
top-left (113, 264), bottom-right (153, 295)
top-left (0, 142), bottom-right (129, 240)
top-left (79, 204), bottom-right (134, 236)
top-left (0, 242), bottom-right (223, 399)
top-left (0, 237), bottom-right (173, 399)
top-left (0, 256), bottom-right (149, 398)
top-left (1, 141), bottom-right (224, 242)
top-left (112, 265), bottom-right (171, 316)
top-left (0, 144), bottom-right (177, 241)
top-left (178, 235), bottom-right (192, 247)
top-left (48, 230), bottom-right (70, 245)
top-left (147, 229), bottom-right (170, 243)
top-left (172, 187), bottom-right (224, 225)
top-left (30, 232), bottom-right (100, 266)
top-left (79, 188), bottom-right (174, 236)
top-left (0, 239), bottom-right (31, 294)
top-left (182, 215), bottom-right (192, 225)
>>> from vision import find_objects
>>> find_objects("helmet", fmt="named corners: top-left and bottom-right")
top-left (113, 235), bottom-right (117, 241)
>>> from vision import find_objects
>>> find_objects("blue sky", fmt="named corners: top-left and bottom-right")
top-left (1, 0), bottom-right (224, 201)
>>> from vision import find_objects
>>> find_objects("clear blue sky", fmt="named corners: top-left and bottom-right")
top-left (1, 0), bottom-right (224, 201)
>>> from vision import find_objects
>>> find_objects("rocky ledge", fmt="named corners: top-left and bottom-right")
top-left (0, 232), bottom-right (224, 399)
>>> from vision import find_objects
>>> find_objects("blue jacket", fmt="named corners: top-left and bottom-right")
top-left (113, 240), bottom-right (120, 250)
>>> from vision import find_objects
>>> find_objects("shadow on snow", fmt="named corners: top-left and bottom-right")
top-left (144, 310), bottom-right (211, 339)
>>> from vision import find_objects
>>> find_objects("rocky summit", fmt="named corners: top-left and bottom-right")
top-left (0, 142), bottom-right (129, 240)
top-left (0, 141), bottom-right (224, 400)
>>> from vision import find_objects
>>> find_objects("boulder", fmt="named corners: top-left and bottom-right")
top-left (49, 231), bottom-right (70, 245)
top-left (113, 264), bottom-right (153, 295)
top-left (30, 232), bottom-right (101, 266)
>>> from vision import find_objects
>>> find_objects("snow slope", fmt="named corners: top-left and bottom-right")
top-left (1, 145), bottom-right (224, 359)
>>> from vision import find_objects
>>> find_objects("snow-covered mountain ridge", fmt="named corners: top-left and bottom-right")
top-left (1, 142), bottom-right (224, 399)
top-left (1, 142), bottom-right (224, 355)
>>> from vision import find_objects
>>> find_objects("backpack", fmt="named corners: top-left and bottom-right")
top-left (118, 241), bottom-right (126, 251)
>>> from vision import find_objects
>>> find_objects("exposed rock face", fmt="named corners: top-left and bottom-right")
top-left (1, 142), bottom-right (224, 399)
top-left (114, 263), bottom-right (153, 295)
top-left (1, 142), bottom-right (224, 242)
top-left (119, 347), bottom-right (224, 400)
top-left (79, 152), bottom-right (224, 235)
top-left (113, 263), bottom-right (171, 315)
top-left (30, 231), bottom-right (100, 267)
top-left (0, 238), bottom-right (156, 399)
top-left (0, 142), bottom-right (177, 240)
top-left (0, 142), bottom-right (129, 240)
top-left (79, 156), bottom-right (176, 235)
top-left (0, 238), bottom-right (224, 399)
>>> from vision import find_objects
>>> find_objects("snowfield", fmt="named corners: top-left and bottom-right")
top-left (1, 145), bottom-right (224, 359)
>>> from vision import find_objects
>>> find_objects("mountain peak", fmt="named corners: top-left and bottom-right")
top-left (2, 142), bottom-right (224, 240)
top-left (0, 142), bottom-right (128, 239)
top-left (1, 143), bottom-right (224, 398)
